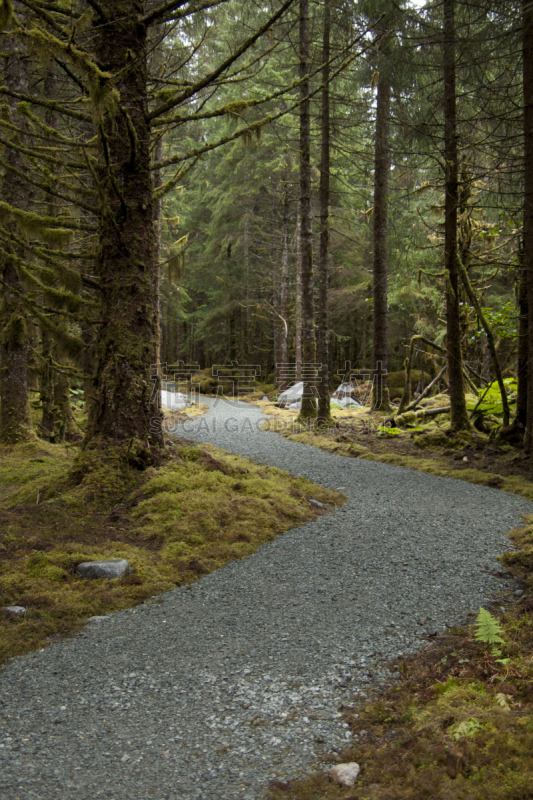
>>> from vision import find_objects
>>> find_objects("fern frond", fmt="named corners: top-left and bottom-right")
top-left (474, 607), bottom-right (505, 653)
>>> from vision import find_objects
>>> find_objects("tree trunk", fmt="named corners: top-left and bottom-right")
top-left (524, 0), bottom-right (533, 451)
top-left (317, 0), bottom-right (331, 422)
top-left (515, 245), bottom-right (528, 429)
top-left (85, 1), bottom-right (163, 464)
top-left (39, 326), bottom-right (56, 440)
top-left (295, 199), bottom-right (303, 378)
top-left (280, 182), bottom-right (290, 369)
top-left (153, 132), bottom-right (164, 370)
top-left (372, 63), bottom-right (391, 412)
top-left (456, 255), bottom-right (510, 425)
top-left (298, 0), bottom-right (316, 419)
top-left (0, 7), bottom-right (34, 443)
top-left (443, 0), bottom-right (470, 430)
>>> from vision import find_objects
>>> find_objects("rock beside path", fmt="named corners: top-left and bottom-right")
top-left (328, 762), bottom-right (361, 787)
top-left (2, 605), bottom-right (26, 616)
top-left (76, 559), bottom-right (131, 580)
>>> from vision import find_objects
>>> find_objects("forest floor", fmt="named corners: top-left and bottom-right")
top-left (248, 393), bottom-right (533, 502)
top-left (2, 393), bottom-right (533, 799)
top-left (0, 400), bottom-right (342, 666)
top-left (222, 392), bottom-right (533, 800)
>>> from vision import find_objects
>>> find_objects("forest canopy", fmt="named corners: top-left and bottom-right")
top-left (0, 0), bottom-right (531, 463)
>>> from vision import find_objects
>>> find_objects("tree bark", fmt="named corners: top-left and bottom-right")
top-left (85, 0), bottom-right (163, 464)
top-left (0, 6), bottom-right (34, 443)
top-left (443, 0), bottom-right (470, 430)
top-left (317, 0), bottom-right (331, 421)
top-left (295, 199), bottom-right (303, 378)
top-left (372, 61), bottom-right (391, 412)
top-left (524, 0), bottom-right (533, 451)
top-left (280, 182), bottom-right (290, 369)
top-left (456, 255), bottom-right (510, 426)
top-left (297, 0), bottom-right (316, 419)
top-left (515, 244), bottom-right (528, 429)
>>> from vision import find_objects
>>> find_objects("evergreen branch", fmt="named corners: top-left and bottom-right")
top-left (15, 261), bottom-right (88, 312)
top-left (0, 201), bottom-right (97, 233)
top-left (0, 226), bottom-right (93, 265)
top-left (154, 50), bottom-right (357, 170)
top-left (142, 0), bottom-right (231, 29)
top-left (153, 156), bottom-right (199, 200)
top-left (17, 0), bottom-right (69, 35)
top-left (0, 85), bottom-right (92, 122)
top-left (53, 57), bottom-right (90, 96)
top-left (149, 0), bottom-right (297, 121)
top-left (0, 154), bottom-right (98, 216)
top-left (2, 105), bottom-right (96, 148)
top-left (85, 0), bottom-right (107, 22)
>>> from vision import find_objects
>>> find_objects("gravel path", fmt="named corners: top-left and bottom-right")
top-left (1, 397), bottom-right (531, 800)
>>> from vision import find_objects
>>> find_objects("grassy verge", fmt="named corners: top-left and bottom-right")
top-left (253, 398), bottom-right (533, 502)
top-left (253, 398), bottom-right (533, 800)
top-left (0, 421), bottom-right (344, 666)
top-left (267, 600), bottom-right (533, 800)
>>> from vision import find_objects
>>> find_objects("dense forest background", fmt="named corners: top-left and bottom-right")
top-left (0, 0), bottom-right (531, 464)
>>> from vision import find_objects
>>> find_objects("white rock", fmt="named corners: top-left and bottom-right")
top-left (2, 606), bottom-right (26, 616)
top-left (76, 559), bottom-right (131, 580)
top-left (277, 382), bottom-right (304, 406)
top-left (160, 390), bottom-right (190, 411)
top-left (328, 762), bottom-right (360, 787)
top-left (332, 381), bottom-right (355, 397)
top-left (288, 401), bottom-right (301, 410)
top-left (336, 396), bottom-right (360, 407)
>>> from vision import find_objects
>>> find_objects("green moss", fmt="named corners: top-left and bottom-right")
top-left (266, 610), bottom-right (533, 800)
top-left (0, 437), bottom-right (345, 665)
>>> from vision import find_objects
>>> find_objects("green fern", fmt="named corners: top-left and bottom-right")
top-left (474, 608), bottom-right (505, 656)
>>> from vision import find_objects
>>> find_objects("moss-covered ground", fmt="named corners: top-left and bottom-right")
top-left (0, 404), bottom-right (343, 666)
top-left (253, 394), bottom-right (533, 502)
top-left (266, 603), bottom-right (533, 800)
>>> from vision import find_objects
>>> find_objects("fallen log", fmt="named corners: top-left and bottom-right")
top-left (404, 365), bottom-right (448, 413)
top-left (386, 405), bottom-right (451, 428)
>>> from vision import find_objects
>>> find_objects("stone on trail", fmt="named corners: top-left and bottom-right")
top-left (76, 559), bottom-right (131, 580)
top-left (328, 762), bottom-right (360, 787)
top-left (2, 605), bottom-right (26, 616)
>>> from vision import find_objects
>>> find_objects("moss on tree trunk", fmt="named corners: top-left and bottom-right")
top-left (0, 8), bottom-right (34, 444)
top-left (84, 0), bottom-right (163, 466)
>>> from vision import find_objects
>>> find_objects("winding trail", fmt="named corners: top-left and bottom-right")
top-left (0, 398), bottom-right (531, 800)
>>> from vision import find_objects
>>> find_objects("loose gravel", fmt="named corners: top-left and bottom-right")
top-left (1, 397), bottom-right (531, 800)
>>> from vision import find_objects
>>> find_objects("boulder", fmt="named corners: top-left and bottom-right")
top-left (328, 762), bottom-right (360, 787)
top-left (160, 390), bottom-right (189, 411)
top-left (2, 605), bottom-right (26, 616)
top-left (336, 396), bottom-right (361, 407)
top-left (332, 381), bottom-right (355, 398)
top-left (76, 559), bottom-right (131, 580)
top-left (276, 381), bottom-right (304, 407)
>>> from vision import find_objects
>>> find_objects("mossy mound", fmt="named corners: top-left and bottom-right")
top-left (413, 428), bottom-right (484, 450)
top-left (387, 369), bottom-right (432, 400)
top-left (501, 517), bottom-right (533, 589)
top-left (0, 437), bottom-right (344, 665)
